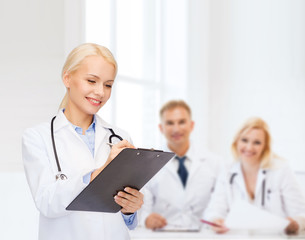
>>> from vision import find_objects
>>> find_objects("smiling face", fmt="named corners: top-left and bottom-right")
top-left (159, 107), bottom-right (194, 151)
top-left (63, 55), bottom-right (116, 120)
top-left (237, 128), bottom-right (266, 164)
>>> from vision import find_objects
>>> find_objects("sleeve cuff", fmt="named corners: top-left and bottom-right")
top-left (121, 212), bottom-right (138, 230)
top-left (82, 170), bottom-right (94, 184)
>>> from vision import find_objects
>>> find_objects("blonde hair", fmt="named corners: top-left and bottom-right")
top-left (231, 117), bottom-right (272, 168)
top-left (159, 100), bottom-right (192, 119)
top-left (59, 43), bottom-right (117, 109)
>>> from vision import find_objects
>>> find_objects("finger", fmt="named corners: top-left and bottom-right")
top-left (159, 217), bottom-right (167, 226)
top-left (151, 214), bottom-right (167, 228)
top-left (212, 219), bottom-right (229, 233)
top-left (154, 214), bottom-right (167, 224)
top-left (124, 187), bottom-right (144, 199)
top-left (115, 139), bottom-right (135, 149)
top-left (115, 195), bottom-right (140, 213)
top-left (216, 228), bottom-right (229, 234)
top-left (117, 191), bottom-right (140, 205)
top-left (155, 218), bottom-right (167, 228)
top-left (146, 214), bottom-right (167, 229)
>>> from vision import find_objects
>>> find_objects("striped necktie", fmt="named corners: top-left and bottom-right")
top-left (176, 156), bottom-right (188, 187)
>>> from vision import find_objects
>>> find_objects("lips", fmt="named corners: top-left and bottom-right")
top-left (241, 151), bottom-right (256, 157)
top-left (86, 97), bottom-right (101, 106)
top-left (171, 133), bottom-right (183, 140)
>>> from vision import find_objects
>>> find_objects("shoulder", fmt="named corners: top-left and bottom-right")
top-left (196, 148), bottom-right (225, 169)
top-left (22, 122), bottom-right (51, 154)
top-left (190, 144), bottom-right (222, 162)
top-left (268, 158), bottom-right (295, 176)
top-left (23, 122), bottom-right (50, 140)
top-left (218, 162), bottom-right (239, 180)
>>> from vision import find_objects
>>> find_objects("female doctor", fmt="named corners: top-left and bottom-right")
top-left (22, 43), bottom-right (143, 240)
top-left (203, 117), bottom-right (305, 235)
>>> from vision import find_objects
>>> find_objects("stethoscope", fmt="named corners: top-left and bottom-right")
top-left (51, 116), bottom-right (123, 180)
top-left (230, 170), bottom-right (268, 206)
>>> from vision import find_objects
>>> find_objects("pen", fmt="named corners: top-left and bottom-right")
top-left (200, 219), bottom-right (222, 228)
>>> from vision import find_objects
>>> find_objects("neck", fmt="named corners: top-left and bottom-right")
top-left (241, 160), bottom-right (260, 176)
top-left (64, 105), bottom-right (93, 134)
top-left (168, 141), bottom-right (190, 157)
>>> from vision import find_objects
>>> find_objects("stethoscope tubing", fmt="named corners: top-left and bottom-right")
top-left (51, 116), bottom-right (123, 180)
top-left (51, 116), bottom-right (62, 173)
top-left (230, 171), bottom-right (266, 207)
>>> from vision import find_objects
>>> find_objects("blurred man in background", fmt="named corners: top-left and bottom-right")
top-left (140, 100), bottom-right (222, 231)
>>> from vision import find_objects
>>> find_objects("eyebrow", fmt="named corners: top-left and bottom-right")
top-left (87, 74), bottom-right (100, 79)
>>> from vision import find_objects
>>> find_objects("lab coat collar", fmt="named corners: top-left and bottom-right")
top-left (94, 114), bottom-right (114, 129)
top-left (229, 161), bottom-right (268, 176)
top-left (94, 114), bottom-right (116, 155)
top-left (53, 109), bottom-right (72, 132)
top-left (53, 110), bottom-right (113, 159)
top-left (163, 142), bottom-right (210, 163)
top-left (163, 143), bottom-right (210, 186)
top-left (53, 109), bottom-right (113, 132)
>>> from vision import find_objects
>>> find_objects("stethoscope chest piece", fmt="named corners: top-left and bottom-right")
top-left (56, 172), bottom-right (68, 181)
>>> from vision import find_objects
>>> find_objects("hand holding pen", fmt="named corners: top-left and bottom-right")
top-left (91, 140), bottom-right (135, 181)
top-left (200, 219), bottom-right (229, 234)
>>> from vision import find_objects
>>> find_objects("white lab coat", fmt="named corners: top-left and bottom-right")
top-left (22, 110), bottom-right (133, 240)
top-left (203, 160), bottom-right (305, 232)
top-left (139, 145), bottom-right (222, 228)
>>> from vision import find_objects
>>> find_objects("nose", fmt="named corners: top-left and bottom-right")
top-left (94, 84), bottom-right (105, 98)
top-left (245, 142), bottom-right (253, 151)
top-left (172, 123), bottom-right (180, 132)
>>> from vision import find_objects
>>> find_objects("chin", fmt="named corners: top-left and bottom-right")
top-left (242, 157), bottom-right (260, 163)
top-left (84, 109), bottom-right (99, 116)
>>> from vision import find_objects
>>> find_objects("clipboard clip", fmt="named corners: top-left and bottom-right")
top-left (137, 148), bottom-right (163, 152)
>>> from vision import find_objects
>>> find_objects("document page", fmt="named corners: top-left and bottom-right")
top-left (225, 198), bottom-right (289, 231)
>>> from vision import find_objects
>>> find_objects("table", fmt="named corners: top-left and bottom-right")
top-left (130, 227), bottom-right (305, 240)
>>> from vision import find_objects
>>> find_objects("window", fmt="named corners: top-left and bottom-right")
top-left (86, 0), bottom-right (188, 148)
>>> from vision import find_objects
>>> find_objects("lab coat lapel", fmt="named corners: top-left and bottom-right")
top-left (230, 163), bottom-right (249, 200)
top-left (186, 146), bottom-right (205, 184)
top-left (186, 158), bottom-right (201, 186)
top-left (161, 145), bottom-right (179, 181)
top-left (53, 109), bottom-right (70, 132)
top-left (166, 157), bottom-right (181, 181)
top-left (94, 116), bottom-right (111, 159)
top-left (255, 168), bottom-right (267, 205)
top-left (53, 110), bottom-right (86, 144)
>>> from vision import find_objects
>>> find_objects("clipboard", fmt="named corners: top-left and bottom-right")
top-left (66, 148), bottom-right (175, 213)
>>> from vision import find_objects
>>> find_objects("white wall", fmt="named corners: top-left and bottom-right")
top-left (0, 0), bottom-right (66, 171)
top-left (187, 0), bottom-right (305, 171)
top-left (206, 0), bottom-right (305, 170)
top-left (1, 0), bottom-right (305, 239)
top-left (187, 0), bottom-right (211, 150)
top-left (0, 0), bottom-right (67, 238)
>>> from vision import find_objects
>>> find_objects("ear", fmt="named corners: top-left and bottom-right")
top-left (62, 71), bottom-right (71, 88)
top-left (190, 120), bottom-right (195, 132)
top-left (158, 123), bottom-right (163, 134)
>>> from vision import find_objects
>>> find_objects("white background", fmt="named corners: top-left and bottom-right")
top-left (0, 0), bottom-right (304, 239)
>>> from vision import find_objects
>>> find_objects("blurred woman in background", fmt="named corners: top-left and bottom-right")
top-left (203, 117), bottom-right (305, 234)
